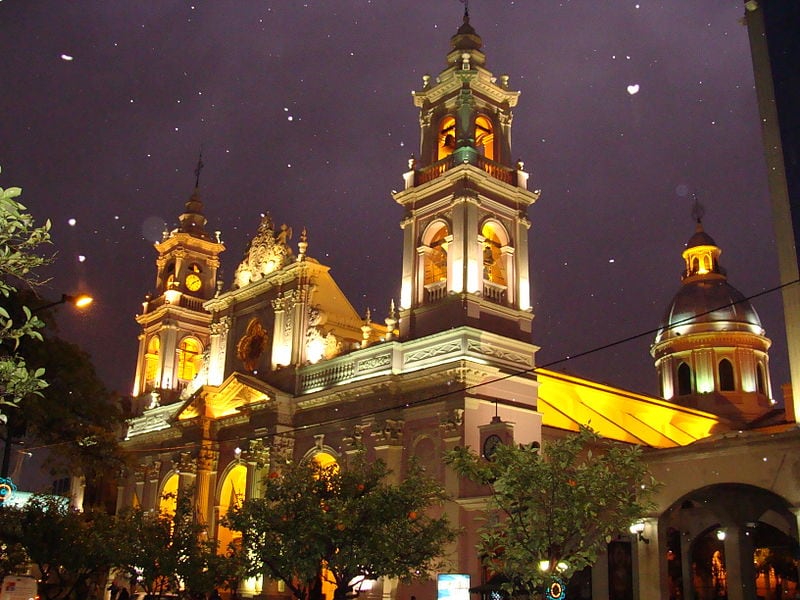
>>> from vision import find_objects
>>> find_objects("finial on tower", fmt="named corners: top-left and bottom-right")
top-left (194, 146), bottom-right (204, 189)
top-left (691, 193), bottom-right (705, 227)
top-left (460, 0), bottom-right (470, 21)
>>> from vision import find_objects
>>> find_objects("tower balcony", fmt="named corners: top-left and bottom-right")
top-left (143, 292), bottom-right (207, 314)
top-left (414, 154), bottom-right (517, 187)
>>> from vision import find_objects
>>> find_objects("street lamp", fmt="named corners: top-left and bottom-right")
top-left (34, 293), bottom-right (93, 313)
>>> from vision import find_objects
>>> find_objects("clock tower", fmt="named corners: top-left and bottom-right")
top-left (132, 172), bottom-right (225, 401)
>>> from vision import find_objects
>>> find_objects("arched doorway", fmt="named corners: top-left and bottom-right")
top-left (217, 463), bottom-right (247, 553)
top-left (661, 484), bottom-right (799, 600)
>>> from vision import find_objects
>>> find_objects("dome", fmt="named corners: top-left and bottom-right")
top-left (686, 228), bottom-right (716, 249)
top-left (654, 278), bottom-right (763, 344)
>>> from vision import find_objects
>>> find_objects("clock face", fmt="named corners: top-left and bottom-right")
top-left (185, 273), bottom-right (202, 292)
top-left (483, 434), bottom-right (503, 460)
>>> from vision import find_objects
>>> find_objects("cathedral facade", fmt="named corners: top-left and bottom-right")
top-left (119, 15), bottom-right (800, 600)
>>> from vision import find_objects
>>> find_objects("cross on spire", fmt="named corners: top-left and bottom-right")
top-left (460, 0), bottom-right (469, 21)
top-left (691, 193), bottom-right (705, 224)
top-left (194, 146), bottom-right (204, 189)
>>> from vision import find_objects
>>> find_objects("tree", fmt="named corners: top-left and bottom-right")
top-left (112, 492), bottom-right (243, 598)
top-left (445, 426), bottom-right (658, 598)
top-left (16, 332), bottom-right (127, 490)
top-left (0, 503), bottom-right (29, 580)
top-left (16, 495), bottom-right (117, 600)
top-left (0, 169), bottom-right (51, 420)
top-left (225, 454), bottom-right (457, 600)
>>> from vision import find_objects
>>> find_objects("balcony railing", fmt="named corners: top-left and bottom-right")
top-left (415, 154), bottom-right (515, 186)
top-left (144, 293), bottom-right (206, 314)
top-left (424, 280), bottom-right (448, 302)
top-left (482, 280), bottom-right (507, 303)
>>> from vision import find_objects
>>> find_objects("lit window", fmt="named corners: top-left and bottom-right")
top-left (424, 224), bottom-right (449, 286)
top-left (145, 336), bottom-right (160, 389)
top-left (176, 337), bottom-right (203, 381)
top-left (475, 115), bottom-right (494, 160)
top-left (438, 116), bottom-right (456, 160)
top-left (481, 222), bottom-right (507, 285)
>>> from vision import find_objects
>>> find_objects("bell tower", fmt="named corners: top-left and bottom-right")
top-left (394, 12), bottom-right (539, 342)
top-left (132, 159), bottom-right (225, 401)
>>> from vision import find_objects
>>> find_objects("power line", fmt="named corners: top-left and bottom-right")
top-left (131, 278), bottom-right (799, 455)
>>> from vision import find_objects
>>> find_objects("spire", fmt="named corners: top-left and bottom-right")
top-left (178, 150), bottom-right (209, 237)
top-left (451, 3), bottom-right (483, 55)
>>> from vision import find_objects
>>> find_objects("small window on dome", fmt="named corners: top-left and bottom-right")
top-left (718, 358), bottom-right (735, 391)
top-left (757, 363), bottom-right (766, 395)
top-left (677, 362), bottom-right (693, 396)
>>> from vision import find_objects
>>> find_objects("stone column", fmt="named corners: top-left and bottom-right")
top-left (242, 439), bottom-right (270, 500)
top-left (133, 464), bottom-right (146, 511)
top-left (680, 531), bottom-right (694, 600)
top-left (373, 420), bottom-right (404, 484)
top-left (146, 460), bottom-right (162, 511)
top-left (634, 518), bottom-right (661, 600)
top-left (724, 525), bottom-right (755, 600)
top-left (196, 442), bottom-right (218, 532)
top-left (175, 451), bottom-right (198, 498)
top-left (69, 475), bottom-right (85, 511)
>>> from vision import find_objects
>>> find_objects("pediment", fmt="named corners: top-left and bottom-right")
top-left (177, 372), bottom-right (281, 420)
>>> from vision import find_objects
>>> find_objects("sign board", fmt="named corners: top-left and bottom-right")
top-left (1, 576), bottom-right (38, 600)
top-left (437, 574), bottom-right (470, 600)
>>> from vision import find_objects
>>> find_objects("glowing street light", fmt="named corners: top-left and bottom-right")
top-left (33, 293), bottom-right (93, 313)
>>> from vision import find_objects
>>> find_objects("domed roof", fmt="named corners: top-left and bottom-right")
top-left (654, 278), bottom-right (763, 344)
top-left (686, 227), bottom-right (716, 249)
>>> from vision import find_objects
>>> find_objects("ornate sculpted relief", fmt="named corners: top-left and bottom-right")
top-left (236, 318), bottom-right (269, 371)
top-left (234, 213), bottom-right (295, 288)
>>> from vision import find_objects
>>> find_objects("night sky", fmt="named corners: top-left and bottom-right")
top-left (0, 1), bottom-right (786, 400)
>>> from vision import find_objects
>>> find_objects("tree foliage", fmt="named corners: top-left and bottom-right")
top-left (225, 454), bottom-right (457, 600)
top-left (0, 502), bottom-right (29, 580)
top-left (112, 492), bottom-right (245, 598)
top-left (445, 426), bottom-right (658, 597)
top-left (0, 170), bottom-right (52, 418)
top-left (16, 332), bottom-right (127, 486)
top-left (12, 495), bottom-right (116, 600)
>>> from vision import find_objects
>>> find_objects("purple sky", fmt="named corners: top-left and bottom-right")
top-left (0, 1), bottom-right (785, 399)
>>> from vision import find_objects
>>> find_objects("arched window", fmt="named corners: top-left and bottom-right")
top-left (424, 224), bottom-right (449, 286)
top-left (164, 261), bottom-right (177, 290)
top-left (718, 358), bottom-right (735, 391)
top-left (437, 116), bottom-right (456, 160)
top-left (481, 221), bottom-right (508, 286)
top-left (176, 337), bottom-right (202, 382)
top-left (691, 257), bottom-right (699, 274)
top-left (757, 363), bottom-right (766, 394)
top-left (475, 115), bottom-right (494, 160)
top-left (144, 336), bottom-right (160, 390)
top-left (677, 362), bottom-right (693, 396)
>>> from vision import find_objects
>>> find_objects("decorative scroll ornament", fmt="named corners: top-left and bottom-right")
top-left (234, 213), bottom-right (294, 288)
top-left (237, 318), bottom-right (269, 371)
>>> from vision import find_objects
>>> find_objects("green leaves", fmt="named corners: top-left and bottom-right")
top-left (225, 454), bottom-right (457, 600)
top-left (0, 170), bottom-right (52, 420)
top-left (445, 426), bottom-right (659, 597)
